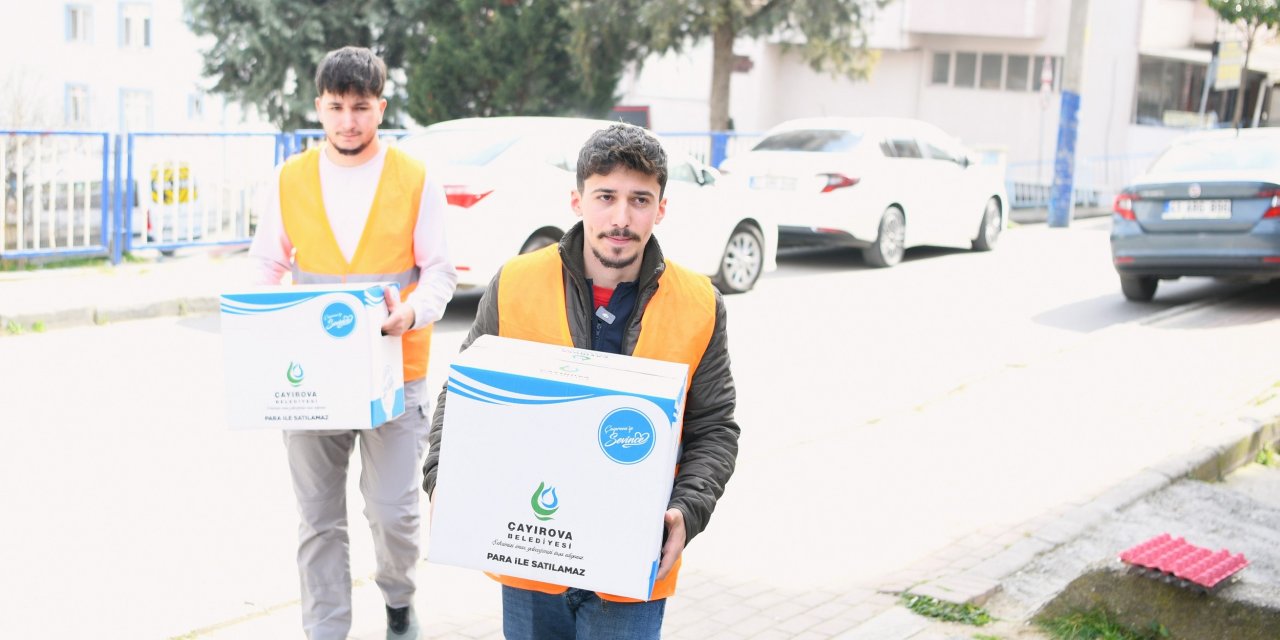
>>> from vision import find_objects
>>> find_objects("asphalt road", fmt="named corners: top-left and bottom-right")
top-left (2, 217), bottom-right (1277, 638)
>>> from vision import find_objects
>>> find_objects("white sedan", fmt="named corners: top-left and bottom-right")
top-left (718, 117), bottom-right (1007, 267)
top-left (396, 117), bottom-right (778, 293)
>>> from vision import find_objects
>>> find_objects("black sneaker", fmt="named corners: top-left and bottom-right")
top-left (386, 604), bottom-right (420, 638)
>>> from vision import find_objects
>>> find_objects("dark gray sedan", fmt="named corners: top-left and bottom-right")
top-left (1111, 129), bottom-right (1280, 301)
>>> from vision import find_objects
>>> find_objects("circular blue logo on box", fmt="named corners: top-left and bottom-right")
top-left (322, 302), bottom-right (356, 338)
top-left (598, 408), bottom-right (655, 465)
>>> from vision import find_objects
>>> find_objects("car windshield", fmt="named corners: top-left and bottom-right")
top-left (752, 130), bottom-right (863, 153)
top-left (397, 130), bottom-right (519, 167)
top-left (1148, 137), bottom-right (1280, 173)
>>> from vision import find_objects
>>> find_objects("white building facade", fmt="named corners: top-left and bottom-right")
top-left (619, 0), bottom-right (1280, 183)
top-left (0, 0), bottom-right (263, 132)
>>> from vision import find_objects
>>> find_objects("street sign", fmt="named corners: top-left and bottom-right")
top-left (1215, 40), bottom-right (1245, 91)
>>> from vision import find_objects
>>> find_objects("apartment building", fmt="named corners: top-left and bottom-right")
top-left (619, 0), bottom-right (1280, 170)
top-left (0, 1), bottom-right (261, 132)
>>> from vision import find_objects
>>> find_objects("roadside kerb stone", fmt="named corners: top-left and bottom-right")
top-left (968, 537), bottom-right (1055, 582)
top-left (834, 606), bottom-right (929, 640)
top-left (1088, 469), bottom-right (1171, 513)
top-left (1, 308), bottom-right (95, 333)
top-left (908, 573), bottom-right (1001, 607)
top-left (1148, 448), bottom-right (1217, 480)
top-left (94, 300), bottom-right (182, 325)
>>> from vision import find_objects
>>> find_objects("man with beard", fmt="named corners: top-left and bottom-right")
top-left (249, 46), bottom-right (456, 640)
top-left (423, 123), bottom-right (739, 639)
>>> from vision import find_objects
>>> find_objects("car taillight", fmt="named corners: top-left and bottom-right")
top-left (444, 185), bottom-right (493, 209)
top-left (1259, 188), bottom-right (1280, 219)
top-left (819, 173), bottom-right (859, 193)
top-left (1113, 192), bottom-right (1138, 220)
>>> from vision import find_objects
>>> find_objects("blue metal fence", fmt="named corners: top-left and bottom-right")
top-left (1, 128), bottom-right (762, 265)
top-left (2, 130), bottom-right (112, 260)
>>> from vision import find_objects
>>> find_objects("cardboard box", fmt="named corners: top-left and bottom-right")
top-left (220, 283), bottom-right (404, 430)
top-left (428, 334), bottom-right (689, 600)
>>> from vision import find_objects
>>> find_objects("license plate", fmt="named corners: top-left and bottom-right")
top-left (749, 175), bottom-right (796, 191)
top-left (1162, 199), bottom-right (1231, 220)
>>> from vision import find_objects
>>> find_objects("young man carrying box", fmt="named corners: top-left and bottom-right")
top-left (423, 123), bottom-right (740, 639)
top-left (249, 46), bottom-right (457, 640)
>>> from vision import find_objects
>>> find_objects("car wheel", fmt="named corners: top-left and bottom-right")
top-left (519, 231), bottom-right (559, 254)
top-left (972, 197), bottom-right (1001, 251)
top-left (862, 207), bottom-right (905, 268)
top-left (1120, 274), bottom-right (1157, 301)
top-left (713, 224), bottom-right (764, 294)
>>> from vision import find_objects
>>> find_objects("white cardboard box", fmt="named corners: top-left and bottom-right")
top-left (428, 334), bottom-right (689, 600)
top-left (220, 283), bottom-right (404, 430)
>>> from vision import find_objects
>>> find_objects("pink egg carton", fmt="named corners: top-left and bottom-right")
top-left (1119, 533), bottom-right (1249, 593)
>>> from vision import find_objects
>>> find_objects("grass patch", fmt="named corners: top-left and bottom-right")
top-left (0, 252), bottom-right (142, 272)
top-left (901, 592), bottom-right (992, 626)
top-left (1249, 381), bottom-right (1280, 407)
top-left (973, 635), bottom-right (1003, 640)
top-left (1257, 443), bottom-right (1278, 467)
top-left (1040, 610), bottom-right (1168, 640)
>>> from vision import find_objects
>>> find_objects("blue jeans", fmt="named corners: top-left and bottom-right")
top-left (501, 586), bottom-right (667, 640)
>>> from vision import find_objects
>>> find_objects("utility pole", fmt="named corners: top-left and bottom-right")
top-left (1048, 0), bottom-right (1090, 228)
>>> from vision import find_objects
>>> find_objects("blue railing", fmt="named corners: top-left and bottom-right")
top-left (1, 130), bottom-right (113, 260)
top-left (0, 127), bottom-right (762, 262)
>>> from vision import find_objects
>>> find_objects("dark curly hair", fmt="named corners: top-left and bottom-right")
top-left (576, 124), bottom-right (668, 197)
top-left (315, 46), bottom-right (386, 98)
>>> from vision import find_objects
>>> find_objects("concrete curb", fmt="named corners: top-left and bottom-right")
top-left (905, 402), bottom-right (1280, 610)
top-left (1, 294), bottom-right (220, 334)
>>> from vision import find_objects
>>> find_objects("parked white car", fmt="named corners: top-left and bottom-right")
top-left (397, 117), bottom-right (778, 293)
top-left (718, 117), bottom-right (1007, 267)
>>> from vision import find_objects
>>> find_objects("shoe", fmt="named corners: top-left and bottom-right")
top-left (386, 604), bottom-right (420, 639)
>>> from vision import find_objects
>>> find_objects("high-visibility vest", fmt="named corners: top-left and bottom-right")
top-left (279, 146), bottom-right (432, 382)
top-left (491, 244), bottom-right (716, 602)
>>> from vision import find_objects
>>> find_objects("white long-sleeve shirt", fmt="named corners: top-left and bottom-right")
top-left (249, 144), bottom-right (457, 330)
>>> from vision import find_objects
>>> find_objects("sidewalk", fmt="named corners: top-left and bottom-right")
top-left (0, 247), bottom-right (254, 335)
top-left (5, 227), bottom-right (1279, 640)
top-left (0, 206), bottom-right (1111, 335)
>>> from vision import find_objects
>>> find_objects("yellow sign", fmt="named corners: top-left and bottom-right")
top-left (1215, 41), bottom-right (1245, 91)
top-left (150, 163), bottom-right (196, 205)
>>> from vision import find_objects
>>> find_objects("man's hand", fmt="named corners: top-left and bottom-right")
top-left (656, 508), bottom-right (686, 580)
top-left (380, 286), bottom-right (416, 336)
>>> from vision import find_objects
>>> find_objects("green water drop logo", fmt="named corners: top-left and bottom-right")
top-left (530, 482), bottom-right (559, 521)
top-left (287, 362), bottom-right (305, 387)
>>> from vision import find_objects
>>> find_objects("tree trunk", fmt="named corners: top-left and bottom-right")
top-left (709, 17), bottom-right (734, 131)
top-left (1233, 24), bottom-right (1256, 129)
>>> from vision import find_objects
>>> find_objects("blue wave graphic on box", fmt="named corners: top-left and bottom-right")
top-left (221, 287), bottom-right (384, 316)
top-left (447, 365), bottom-right (679, 420)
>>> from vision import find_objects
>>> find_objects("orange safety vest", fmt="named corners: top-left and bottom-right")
top-left (279, 146), bottom-right (432, 382)
top-left (491, 244), bottom-right (716, 602)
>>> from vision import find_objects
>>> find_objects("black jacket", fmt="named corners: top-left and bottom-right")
top-left (423, 222), bottom-right (740, 545)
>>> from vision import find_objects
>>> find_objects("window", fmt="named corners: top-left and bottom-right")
top-left (66, 5), bottom-right (93, 43)
top-left (668, 161), bottom-right (699, 184)
top-left (1032, 56), bottom-right (1062, 92)
top-left (954, 52), bottom-right (977, 88)
top-left (119, 89), bottom-right (153, 131)
top-left (932, 51), bottom-right (1062, 94)
top-left (887, 139), bottom-right (922, 158)
top-left (1006, 55), bottom-right (1030, 91)
top-left (752, 130), bottom-right (863, 152)
top-left (66, 84), bottom-right (89, 126)
top-left (930, 52), bottom-right (951, 85)
top-left (979, 53), bottom-right (1003, 90)
top-left (1133, 55), bottom-right (1235, 128)
top-left (188, 93), bottom-right (204, 120)
top-left (120, 3), bottom-right (152, 48)
top-left (923, 142), bottom-right (958, 163)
